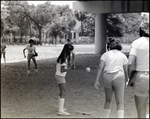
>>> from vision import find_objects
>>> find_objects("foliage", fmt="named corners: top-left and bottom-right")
top-left (1, 1), bottom-right (143, 45)
top-left (43, 5), bottom-right (76, 42)
top-left (76, 11), bottom-right (142, 43)
top-left (1, 2), bottom-right (10, 37)
top-left (107, 13), bottom-right (124, 37)
top-left (109, 13), bottom-right (142, 44)
top-left (82, 13), bottom-right (95, 37)
top-left (75, 12), bottom-right (124, 37)
top-left (2, 1), bottom-right (76, 45)
top-left (74, 10), bottom-right (86, 36)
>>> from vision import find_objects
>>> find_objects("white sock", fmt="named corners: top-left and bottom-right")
top-left (117, 110), bottom-right (124, 118)
top-left (58, 96), bottom-right (60, 109)
top-left (103, 109), bottom-right (111, 118)
top-left (146, 113), bottom-right (149, 118)
top-left (59, 98), bottom-right (65, 112)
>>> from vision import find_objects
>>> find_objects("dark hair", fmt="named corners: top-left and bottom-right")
top-left (139, 27), bottom-right (149, 37)
top-left (29, 39), bottom-right (34, 43)
top-left (107, 38), bottom-right (122, 51)
top-left (57, 44), bottom-right (74, 64)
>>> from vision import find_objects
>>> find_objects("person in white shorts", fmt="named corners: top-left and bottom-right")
top-left (23, 39), bottom-right (38, 75)
top-left (55, 43), bottom-right (75, 116)
top-left (94, 38), bottom-right (128, 118)
top-left (128, 12), bottom-right (149, 118)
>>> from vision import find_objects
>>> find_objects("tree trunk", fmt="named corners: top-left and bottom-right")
top-left (55, 36), bottom-right (57, 46)
top-left (38, 27), bottom-right (42, 45)
top-left (81, 21), bottom-right (83, 36)
top-left (20, 31), bottom-right (23, 44)
top-left (30, 23), bottom-right (32, 38)
top-left (10, 32), bottom-right (12, 44)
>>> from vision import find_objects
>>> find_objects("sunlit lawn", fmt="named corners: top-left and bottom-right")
top-left (1, 44), bottom-right (131, 63)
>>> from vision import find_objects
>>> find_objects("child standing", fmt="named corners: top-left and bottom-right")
top-left (23, 39), bottom-right (38, 75)
top-left (94, 38), bottom-right (128, 118)
top-left (55, 43), bottom-right (75, 116)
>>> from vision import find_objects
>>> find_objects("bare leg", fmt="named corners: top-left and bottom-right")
top-left (57, 83), bottom-right (70, 115)
top-left (114, 86), bottom-right (124, 110)
top-left (27, 58), bottom-right (31, 73)
top-left (3, 52), bottom-right (6, 65)
top-left (32, 57), bottom-right (37, 69)
top-left (114, 86), bottom-right (125, 118)
top-left (103, 87), bottom-right (113, 118)
top-left (104, 87), bottom-right (113, 109)
top-left (134, 95), bottom-right (148, 118)
top-left (58, 83), bottom-right (66, 98)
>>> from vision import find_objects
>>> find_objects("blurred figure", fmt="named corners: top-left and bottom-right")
top-left (23, 39), bottom-right (38, 76)
top-left (128, 13), bottom-right (149, 118)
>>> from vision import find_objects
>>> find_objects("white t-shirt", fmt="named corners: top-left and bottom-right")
top-left (55, 62), bottom-right (67, 77)
top-left (101, 50), bottom-right (128, 73)
top-left (25, 45), bottom-right (36, 54)
top-left (129, 37), bottom-right (149, 71)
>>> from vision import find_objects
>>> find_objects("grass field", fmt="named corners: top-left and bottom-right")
top-left (1, 44), bottom-right (131, 63)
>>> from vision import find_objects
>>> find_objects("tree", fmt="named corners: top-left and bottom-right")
top-left (82, 13), bottom-right (95, 37)
top-left (44, 5), bottom-right (76, 45)
top-left (107, 14), bottom-right (124, 37)
top-left (4, 1), bottom-right (57, 45)
top-left (1, 1), bottom-right (10, 39)
top-left (74, 10), bottom-right (86, 36)
top-left (75, 12), bottom-right (124, 37)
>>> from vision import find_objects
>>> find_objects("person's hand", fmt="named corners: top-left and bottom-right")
top-left (128, 80), bottom-right (135, 87)
top-left (125, 81), bottom-right (129, 88)
top-left (64, 66), bottom-right (71, 70)
top-left (34, 52), bottom-right (38, 57)
top-left (94, 80), bottom-right (100, 90)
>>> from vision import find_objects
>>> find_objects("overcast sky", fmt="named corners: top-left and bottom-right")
top-left (27, 1), bottom-right (75, 9)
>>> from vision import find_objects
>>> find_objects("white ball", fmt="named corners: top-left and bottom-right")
top-left (86, 67), bottom-right (91, 72)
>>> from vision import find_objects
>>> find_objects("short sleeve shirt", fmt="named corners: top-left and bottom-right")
top-left (55, 62), bottom-right (67, 77)
top-left (129, 37), bottom-right (149, 71)
top-left (101, 50), bottom-right (128, 73)
top-left (25, 45), bottom-right (36, 54)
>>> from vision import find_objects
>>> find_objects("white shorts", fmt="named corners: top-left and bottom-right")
top-left (100, 71), bottom-right (125, 88)
top-left (55, 74), bottom-right (66, 84)
top-left (133, 71), bottom-right (149, 97)
top-left (27, 54), bottom-right (35, 60)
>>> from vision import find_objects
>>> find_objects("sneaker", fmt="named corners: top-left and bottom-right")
top-left (58, 110), bottom-right (70, 116)
top-left (57, 107), bottom-right (67, 111)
